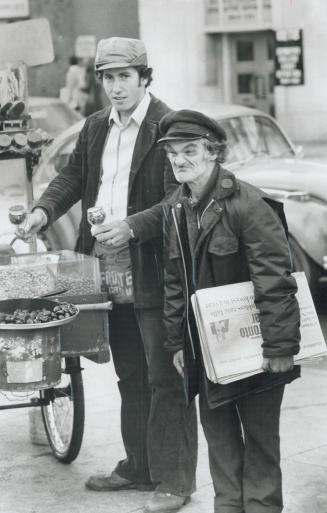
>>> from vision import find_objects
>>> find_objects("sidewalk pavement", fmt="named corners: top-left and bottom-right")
top-left (1, 357), bottom-right (327, 513)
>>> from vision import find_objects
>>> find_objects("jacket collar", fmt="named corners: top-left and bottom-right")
top-left (169, 165), bottom-right (239, 256)
top-left (128, 94), bottom-right (163, 198)
top-left (87, 95), bottom-right (165, 203)
top-left (109, 91), bottom-right (151, 128)
top-left (168, 164), bottom-right (239, 208)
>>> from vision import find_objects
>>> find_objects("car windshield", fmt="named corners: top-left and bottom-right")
top-left (219, 115), bottom-right (294, 165)
top-left (29, 103), bottom-right (82, 136)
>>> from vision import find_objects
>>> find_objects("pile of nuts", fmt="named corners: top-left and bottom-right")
top-left (0, 266), bottom-right (99, 300)
top-left (56, 274), bottom-right (99, 296)
top-left (0, 302), bottom-right (78, 325)
top-left (0, 265), bottom-right (56, 299)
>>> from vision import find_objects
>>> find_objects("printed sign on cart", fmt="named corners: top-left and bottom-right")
top-left (6, 359), bottom-right (43, 384)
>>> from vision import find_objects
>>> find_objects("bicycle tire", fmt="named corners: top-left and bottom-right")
top-left (40, 356), bottom-right (85, 463)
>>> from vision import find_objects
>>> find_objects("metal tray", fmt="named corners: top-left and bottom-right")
top-left (0, 298), bottom-right (79, 330)
top-left (0, 310), bottom-right (79, 330)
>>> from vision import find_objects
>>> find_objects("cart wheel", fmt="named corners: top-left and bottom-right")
top-left (40, 356), bottom-right (85, 463)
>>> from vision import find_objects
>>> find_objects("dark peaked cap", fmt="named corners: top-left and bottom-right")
top-left (158, 109), bottom-right (227, 144)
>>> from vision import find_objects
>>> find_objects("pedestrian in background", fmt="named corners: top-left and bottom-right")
top-left (20, 38), bottom-right (197, 513)
top-left (64, 55), bottom-right (86, 112)
top-left (159, 109), bottom-right (301, 513)
top-left (79, 59), bottom-right (108, 116)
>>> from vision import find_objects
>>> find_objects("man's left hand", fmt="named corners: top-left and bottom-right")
top-left (91, 220), bottom-right (132, 247)
top-left (262, 356), bottom-right (294, 373)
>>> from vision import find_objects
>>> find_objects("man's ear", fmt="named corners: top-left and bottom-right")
top-left (217, 148), bottom-right (228, 163)
top-left (207, 152), bottom-right (217, 162)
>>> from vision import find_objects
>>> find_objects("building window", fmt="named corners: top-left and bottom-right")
top-left (236, 41), bottom-right (254, 61)
top-left (269, 72), bottom-right (275, 93)
top-left (238, 73), bottom-right (253, 94)
top-left (267, 38), bottom-right (274, 61)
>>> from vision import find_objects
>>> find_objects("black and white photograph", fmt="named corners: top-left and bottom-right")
top-left (0, 1), bottom-right (327, 512)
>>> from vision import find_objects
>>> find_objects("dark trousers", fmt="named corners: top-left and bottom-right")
top-left (199, 383), bottom-right (285, 513)
top-left (109, 304), bottom-right (197, 496)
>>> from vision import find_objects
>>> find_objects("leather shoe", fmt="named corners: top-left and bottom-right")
top-left (85, 470), bottom-right (154, 492)
top-left (144, 491), bottom-right (191, 513)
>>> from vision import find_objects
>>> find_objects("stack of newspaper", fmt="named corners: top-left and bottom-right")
top-left (191, 272), bottom-right (327, 384)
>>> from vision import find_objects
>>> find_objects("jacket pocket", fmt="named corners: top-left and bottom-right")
top-left (208, 236), bottom-right (239, 256)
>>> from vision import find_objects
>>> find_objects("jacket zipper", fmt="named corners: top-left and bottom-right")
top-left (199, 198), bottom-right (215, 226)
top-left (172, 207), bottom-right (196, 359)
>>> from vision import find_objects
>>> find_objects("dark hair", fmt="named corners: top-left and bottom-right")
top-left (137, 66), bottom-right (153, 87)
top-left (96, 66), bottom-right (153, 87)
top-left (203, 138), bottom-right (228, 163)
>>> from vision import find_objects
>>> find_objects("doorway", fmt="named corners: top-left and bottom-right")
top-left (229, 31), bottom-right (275, 116)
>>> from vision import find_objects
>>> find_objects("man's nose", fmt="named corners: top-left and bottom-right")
top-left (112, 78), bottom-right (122, 92)
top-left (174, 153), bottom-right (185, 165)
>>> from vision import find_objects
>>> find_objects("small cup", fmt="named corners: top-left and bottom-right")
top-left (8, 204), bottom-right (27, 225)
top-left (87, 206), bottom-right (106, 225)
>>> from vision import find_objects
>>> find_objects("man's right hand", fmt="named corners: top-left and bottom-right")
top-left (16, 208), bottom-right (47, 241)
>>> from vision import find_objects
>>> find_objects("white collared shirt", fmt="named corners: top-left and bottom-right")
top-left (95, 92), bottom-right (151, 221)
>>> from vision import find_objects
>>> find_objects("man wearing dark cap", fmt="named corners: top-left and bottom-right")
top-left (159, 109), bottom-right (301, 513)
top-left (21, 38), bottom-right (197, 513)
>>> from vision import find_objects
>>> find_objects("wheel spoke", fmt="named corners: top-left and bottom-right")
top-left (41, 357), bottom-right (84, 463)
top-left (52, 384), bottom-right (72, 399)
top-left (42, 374), bottom-right (74, 453)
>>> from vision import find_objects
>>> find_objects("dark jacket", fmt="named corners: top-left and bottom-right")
top-left (163, 165), bottom-right (301, 407)
top-left (36, 94), bottom-right (176, 308)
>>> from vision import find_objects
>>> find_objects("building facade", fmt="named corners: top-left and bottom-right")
top-left (0, 0), bottom-right (139, 98)
top-left (139, 0), bottom-right (327, 141)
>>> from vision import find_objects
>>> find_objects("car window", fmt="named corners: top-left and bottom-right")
top-left (33, 135), bottom-right (78, 190)
top-left (219, 115), bottom-right (294, 165)
top-left (53, 138), bottom-right (77, 173)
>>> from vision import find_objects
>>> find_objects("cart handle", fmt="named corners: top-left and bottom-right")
top-left (77, 301), bottom-right (113, 311)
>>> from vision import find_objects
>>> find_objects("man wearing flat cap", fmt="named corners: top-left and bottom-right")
top-left (21, 38), bottom-right (197, 513)
top-left (160, 109), bottom-right (301, 513)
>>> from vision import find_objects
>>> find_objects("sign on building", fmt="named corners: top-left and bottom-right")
top-left (75, 35), bottom-right (97, 60)
top-left (275, 29), bottom-right (304, 86)
top-left (0, 0), bottom-right (29, 19)
top-left (205, 0), bottom-right (272, 30)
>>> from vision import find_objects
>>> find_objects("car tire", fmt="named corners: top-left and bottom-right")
top-left (288, 236), bottom-right (320, 297)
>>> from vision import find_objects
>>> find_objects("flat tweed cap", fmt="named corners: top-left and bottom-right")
top-left (95, 37), bottom-right (147, 71)
top-left (158, 109), bottom-right (227, 143)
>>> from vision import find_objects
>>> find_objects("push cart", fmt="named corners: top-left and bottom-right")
top-left (0, 18), bottom-right (111, 464)
top-left (0, 250), bottom-right (112, 463)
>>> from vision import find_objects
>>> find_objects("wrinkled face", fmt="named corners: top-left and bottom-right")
top-left (165, 139), bottom-right (216, 186)
top-left (102, 66), bottom-right (146, 117)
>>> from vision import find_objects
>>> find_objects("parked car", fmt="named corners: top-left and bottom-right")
top-left (28, 97), bottom-right (83, 137)
top-left (0, 100), bottom-right (83, 253)
top-left (32, 119), bottom-right (85, 252)
top-left (30, 105), bottom-right (327, 294)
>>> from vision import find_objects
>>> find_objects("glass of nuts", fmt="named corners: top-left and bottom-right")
top-left (8, 204), bottom-right (27, 226)
top-left (87, 206), bottom-right (106, 226)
